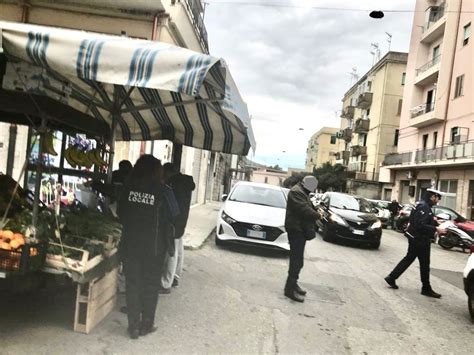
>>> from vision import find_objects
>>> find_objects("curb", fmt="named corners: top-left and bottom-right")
top-left (184, 227), bottom-right (216, 251)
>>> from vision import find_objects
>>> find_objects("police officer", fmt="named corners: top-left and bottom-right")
top-left (284, 175), bottom-right (321, 302)
top-left (117, 155), bottom-right (178, 339)
top-left (384, 188), bottom-right (446, 298)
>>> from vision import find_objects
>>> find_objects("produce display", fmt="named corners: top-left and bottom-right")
top-left (41, 131), bottom-right (58, 156)
top-left (64, 146), bottom-right (108, 169)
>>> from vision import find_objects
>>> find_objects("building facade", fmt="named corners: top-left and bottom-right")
top-left (305, 127), bottom-right (339, 172)
top-left (380, 0), bottom-right (474, 218)
top-left (0, 0), bottom-right (227, 205)
top-left (336, 51), bottom-right (408, 199)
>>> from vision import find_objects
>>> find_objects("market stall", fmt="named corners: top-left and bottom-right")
top-left (0, 21), bottom-right (255, 333)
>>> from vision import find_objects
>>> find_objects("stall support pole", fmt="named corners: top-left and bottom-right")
top-left (32, 118), bottom-right (47, 228)
top-left (107, 85), bottom-right (120, 184)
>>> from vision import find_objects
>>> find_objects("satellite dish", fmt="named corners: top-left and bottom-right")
top-left (369, 11), bottom-right (384, 19)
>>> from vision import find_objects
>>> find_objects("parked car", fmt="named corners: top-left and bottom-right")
top-left (216, 181), bottom-right (289, 250)
top-left (316, 192), bottom-right (382, 249)
top-left (432, 206), bottom-right (474, 238)
top-left (463, 244), bottom-right (474, 322)
top-left (368, 199), bottom-right (391, 228)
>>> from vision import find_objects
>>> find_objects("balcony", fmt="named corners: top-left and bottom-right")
top-left (354, 118), bottom-right (370, 133)
top-left (184, 0), bottom-right (209, 53)
top-left (340, 106), bottom-right (355, 119)
top-left (351, 145), bottom-right (367, 157)
top-left (415, 55), bottom-right (441, 86)
top-left (421, 3), bottom-right (447, 44)
top-left (383, 141), bottom-right (474, 169)
top-left (409, 103), bottom-right (443, 128)
top-left (356, 92), bottom-right (373, 109)
top-left (336, 128), bottom-right (353, 142)
top-left (335, 151), bottom-right (350, 161)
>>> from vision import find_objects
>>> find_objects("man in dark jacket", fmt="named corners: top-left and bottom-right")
top-left (284, 175), bottom-right (321, 302)
top-left (160, 163), bottom-right (196, 292)
top-left (388, 199), bottom-right (401, 228)
top-left (384, 188), bottom-right (446, 298)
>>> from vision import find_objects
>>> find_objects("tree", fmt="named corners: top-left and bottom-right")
top-left (312, 162), bottom-right (347, 192)
top-left (269, 164), bottom-right (283, 171)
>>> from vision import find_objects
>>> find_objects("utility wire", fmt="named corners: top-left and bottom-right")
top-left (204, 1), bottom-right (474, 14)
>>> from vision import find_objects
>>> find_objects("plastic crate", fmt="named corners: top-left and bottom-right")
top-left (0, 242), bottom-right (47, 274)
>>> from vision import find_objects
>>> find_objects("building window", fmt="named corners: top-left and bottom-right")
top-left (451, 127), bottom-right (459, 143)
top-left (401, 72), bottom-right (406, 85)
top-left (433, 131), bottom-right (438, 148)
top-left (367, 81), bottom-right (372, 92)
top-left (330, 135), bottom-right (336, 144)
top-left (422, 134), bottom-right (428, 150)
top-left (264, 177), bottom-right (268, 184)
top-left (397, 99), bottom-right (403, 116)
top-left (454, 74), bottom-right (464, 98)
top-left (439, 180), bottom-right (458, 210)
top-left (394, 129), bottom-right (399, 146)
top-left (463, 22), bottom-right (471, 46)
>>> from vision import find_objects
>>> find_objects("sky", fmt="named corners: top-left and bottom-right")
top-left (204, 0), bottom-right (415, 169)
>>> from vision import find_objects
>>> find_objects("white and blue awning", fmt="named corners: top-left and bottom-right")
top-left (0, 21), bottom-right (255, 155)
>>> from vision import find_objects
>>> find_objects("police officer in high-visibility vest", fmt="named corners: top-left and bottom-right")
top-left (385, 188), bottom-right (447, 298)
top-left (117, 155), bottom-right (179, 339)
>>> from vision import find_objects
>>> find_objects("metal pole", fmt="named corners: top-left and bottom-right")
top-left (107, 85), bottom-right (120, 184)
top-left (32, 117), bottom-right (47, 230)
top-left (6, 124), bottom-right (17, 176)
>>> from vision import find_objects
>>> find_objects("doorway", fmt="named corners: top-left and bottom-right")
top-left (468, 181), bottom-right (474, 220)
top-left (417, 180), bottom-right (432, 201)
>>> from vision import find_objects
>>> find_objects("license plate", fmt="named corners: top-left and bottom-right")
top-left (0, 271), bottom-right (6, 279)
top-left (353, 230), bottom-right (365, 235)
top-left (247, 229), bottom-right (266, 239)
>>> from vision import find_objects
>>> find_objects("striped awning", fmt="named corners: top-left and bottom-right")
top-left (0, 21), bottom-right (255, 155)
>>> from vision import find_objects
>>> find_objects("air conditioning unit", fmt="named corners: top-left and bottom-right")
top-left (406, 171), bottom-right (416, 180)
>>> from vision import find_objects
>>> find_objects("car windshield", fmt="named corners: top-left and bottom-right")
top-left (330, 194), bottom-right (371, 212)
top-left (377, 201), bottom-right (389, 209)
top-left (229, 185), bottom-right (287, 208)
top-left (437, 207), bottom-right (466, 222)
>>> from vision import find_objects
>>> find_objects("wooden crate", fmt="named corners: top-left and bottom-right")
top-left (73, 266), bottom-right (118, 334)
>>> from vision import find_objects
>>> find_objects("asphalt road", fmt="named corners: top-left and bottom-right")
top-left (1, 229), bottom-right (473, 354)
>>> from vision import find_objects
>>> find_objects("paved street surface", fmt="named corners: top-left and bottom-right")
top-left (1, 228), bottom-right (473, 354)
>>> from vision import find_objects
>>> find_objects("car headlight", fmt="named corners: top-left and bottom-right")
top-left (221, 211), bottom-right (236, 225)
top-left (370, 220), bottom-right (382, 229)
top-left (279, 226), bottom-right (286, 233)
top-left (330, 213), bottom-right (348, 226)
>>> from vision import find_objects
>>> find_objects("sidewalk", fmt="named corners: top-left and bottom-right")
top-left (183, 201), bottom-right (221, 250)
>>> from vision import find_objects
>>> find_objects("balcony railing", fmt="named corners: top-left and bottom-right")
top-left (423, 3), bottom-right (446, 33)
top-left (383, 140), bottom-right (474, 166)
top-left (336, 128), bottom-right (353, 142)
top-left (410, 102), bottom-right (435, 118)
top-left (351, 145), bottom-right (367, 157)
top-left (184, 0), bottom-right (209, 53)
top-left (354, 118), bottom-right (370, 133)
top-left (356, 92), bottom-right (373, 109)
top-left (416, 55), bottom-right (441, 76)
top-left (340, 106), bottom-right (355, 119)
top-left (335, 151), bottom-right (350, 161)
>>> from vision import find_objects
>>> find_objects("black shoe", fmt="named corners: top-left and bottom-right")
top-left (139, 323), bottom-right (158, 336)
top-left (421, 289), bottom-right (442, 298)
top-left (284, 289), bottom-right (305, 303)
top-left (295, 284), bottom-right (307, 296)
top-left (384, 276), bottom-right (399, 289)
top-left (172, 278), bottom-right (179, 288)
top-left (128, 328), bottom-right (140, 339)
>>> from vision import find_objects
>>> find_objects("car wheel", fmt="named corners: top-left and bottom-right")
top-left (469, 286), bottom-right (474, 323)
top-left (321, 224), bottom-right (332, 242)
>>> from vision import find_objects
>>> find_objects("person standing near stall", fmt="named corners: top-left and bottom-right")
top-left (117, 155), bottom-right (178, 339)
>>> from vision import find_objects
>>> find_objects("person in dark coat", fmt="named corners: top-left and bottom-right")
top-left (284, 175), bottom-right (321, 302)
top-left (388, 199), bottom-right (401, 228)
top-left (117, 155), bottom-right (179, 339)
top-left (160, 163), bottom-right (196, 292)
top-left (384, 188), bottom-right (446, 298)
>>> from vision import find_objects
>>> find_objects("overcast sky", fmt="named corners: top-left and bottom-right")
top-left (204, 0), bottom-right (415, 169)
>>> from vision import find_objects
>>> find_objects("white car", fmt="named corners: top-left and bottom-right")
top-left (216, 181), bottom-right (289, 251)
top-left (463, 244), bottom-right (474, 322)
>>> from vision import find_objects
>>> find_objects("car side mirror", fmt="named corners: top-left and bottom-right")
top-left (436, 213), bottom-right (451, 221)
top-left (221, 194), bottom-right (228, 201)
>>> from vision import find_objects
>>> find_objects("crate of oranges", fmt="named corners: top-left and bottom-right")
top-left (0, 230), bottom-right (47, 274)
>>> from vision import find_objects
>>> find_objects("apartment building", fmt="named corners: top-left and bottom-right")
top-left (305, 127), bottom-right (339, 172)
top-left (380, 0), bottom-right (474, 218)
top-left (336, 52), bottom-right (408, 199)
top-left (0, 0), bottom-right (225, 205)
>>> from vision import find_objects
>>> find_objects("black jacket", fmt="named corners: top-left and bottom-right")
top-left (167, 173), bottom-right (196, 238)
top-left (406, 199), bottom-right (437, 244)
top-left (117, 182), bottom-right (179, 259)
top-left (285, 183), bottom-right (320, 238)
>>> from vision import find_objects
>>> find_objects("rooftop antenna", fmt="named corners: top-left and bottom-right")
top-left (385, 32), bottom-right (392, 52)
top-left (349, 67), bottom-right (359, 85)
top-left (371, 42), bottom-right (380, 66)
